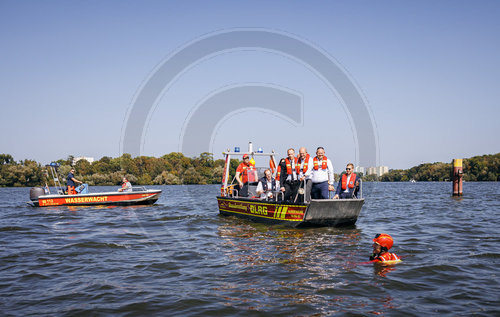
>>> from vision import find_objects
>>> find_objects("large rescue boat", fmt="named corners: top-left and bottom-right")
top-left (217, 143), bottom-right (364, 227)
top-left (28, 163), bottom-right (161, 207)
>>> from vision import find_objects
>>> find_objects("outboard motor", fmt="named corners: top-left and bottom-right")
top-left (30, 187), bottom-right (46, 201)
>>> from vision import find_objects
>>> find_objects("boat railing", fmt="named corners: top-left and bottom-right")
top-left (273, 191), bottom-right (284, 202)
top-left (229, 188), bottom-right (239, 198)
top-left (358, 179), bottom-right (362, 198)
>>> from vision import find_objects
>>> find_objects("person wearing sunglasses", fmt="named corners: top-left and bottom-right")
top-left (333, 163), bottom-right (360, 199)
top-left (66, 168), bottom-right (83, 195)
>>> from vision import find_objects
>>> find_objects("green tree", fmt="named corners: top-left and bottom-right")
top-left (0, 154), bottom-right (14, 165)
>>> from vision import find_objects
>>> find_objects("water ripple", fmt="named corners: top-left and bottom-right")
top-left (0, 183), bottom-right (499, 315)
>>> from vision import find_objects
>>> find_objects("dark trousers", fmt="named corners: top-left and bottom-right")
top-left (284, 181), bottom-right (299, 202)
top-left (294, 179), bottom-right (312, 203)
top-left (339, 191), bottom-right (354, 199)
top-left (304, 179), bottom-right (312, 203)
top-left (235, 183), bottom-right (249, 197)
top-left (311, 181), bottom-right (329, 199)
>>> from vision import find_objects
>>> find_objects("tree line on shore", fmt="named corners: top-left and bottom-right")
top-left (375, 153), bottom-right (500, 182)
top-left (0, 152), bottom-right (498, 187)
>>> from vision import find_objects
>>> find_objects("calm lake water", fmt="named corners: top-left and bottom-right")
top-left (0, 182), bottom-right (499, 316)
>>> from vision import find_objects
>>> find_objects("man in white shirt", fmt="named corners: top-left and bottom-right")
top-left (310, 147), bottom-right (335, 199)
top-left (256, 169), bottom-right (280, 200)
top-left (297, 147), bottom-right (313, 202)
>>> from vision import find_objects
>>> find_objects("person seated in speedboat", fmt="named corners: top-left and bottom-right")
top-left (333, 163), bottom-right (360, 199)
top-left (256, 169), bottom-right (279, 200)
top-left (118, 177), bottom-right (132, 192)
top-left (370, 233), bottom-right (401, 264)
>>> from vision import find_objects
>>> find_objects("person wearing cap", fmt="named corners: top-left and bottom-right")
top-left (370, 233), bottom-right (401, 264)
top-left (66, 168), bottom-right (83, 195)
top-left (333, 163), bottom-right (360, 199)
top-left (310, 147), bottom-right (335, 199)
top-left (234, 154), bottom-right (258, 197)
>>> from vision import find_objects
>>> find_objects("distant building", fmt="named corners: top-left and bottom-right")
top-left (366, 167), bottom-right (376, 176)
top-left (73, 156), bottom-right (94, 165)
top-left (366, 166), bottom-right (389, 177)
top-left (354, 166), bottom-right (365, 174)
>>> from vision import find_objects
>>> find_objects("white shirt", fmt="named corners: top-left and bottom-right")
top-left (256, 179), bottom-right (280, 199)
top-left (310, 157), bottom-right (334, 185)
top-left (298, 155), bottom-right (313, 180)
top-left (122, 181), bottom-right (132, 192)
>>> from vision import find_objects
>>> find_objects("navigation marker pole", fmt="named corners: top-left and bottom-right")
top-left (452, 159), bottom-right (463, 196)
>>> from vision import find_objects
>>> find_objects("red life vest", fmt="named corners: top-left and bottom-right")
top-left (285, 157), bottom-right (298, 175)
top-left (276, 165), bottom-right (282, 182)
top-left (313, 156), bottom-right (328, 170)
top-left (375, 252), bottom-right (401, 263)
top-left (238, 162), bottom-right (256, 183)
top-left (296, 154), bottom-right (310, 174)
top-left (341, 173), bottom-right (357, 190)
top-left (121, 182), bottom-right (127, 189)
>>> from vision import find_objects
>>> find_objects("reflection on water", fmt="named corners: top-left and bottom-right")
top-left (373, 264), bottom-right (398, 277)
top-left (215, 219), bottom-right (369, 311)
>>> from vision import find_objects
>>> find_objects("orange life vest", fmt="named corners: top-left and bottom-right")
top-left (238, 163), bottom-right (257, 183)
top-left (285, 157), bottom-right (298, 175)
top-left (341, 173), bottom-right (357, 190)
top-left (276, 165), bottom-right (282, 182)
top-left (296, 154), bottom-right (310, 174)
top-left (375, 252), bottom-right (401, 263)
top-left (313, 156), bottom-right (328, 170)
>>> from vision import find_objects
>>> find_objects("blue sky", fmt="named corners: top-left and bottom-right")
top-left (1, 0), bottom-right (499, 169)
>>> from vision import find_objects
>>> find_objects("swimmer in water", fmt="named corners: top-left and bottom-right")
top-left (370, 233), bottom-right (401, 264)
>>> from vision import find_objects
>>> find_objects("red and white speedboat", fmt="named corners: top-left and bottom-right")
top-left (29, 187), bottom-right (161, 207)
top-left (28, 162), bottom-right (161, 207)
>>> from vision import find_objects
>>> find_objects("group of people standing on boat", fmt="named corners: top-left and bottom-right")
top-left (234, 146), bottom-right (360, 202)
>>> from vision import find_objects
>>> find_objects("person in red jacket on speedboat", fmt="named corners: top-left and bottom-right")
top-left (370, 233), bottom-right (402, 264)
top-left (118, 177), bottom-right (132, 192)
